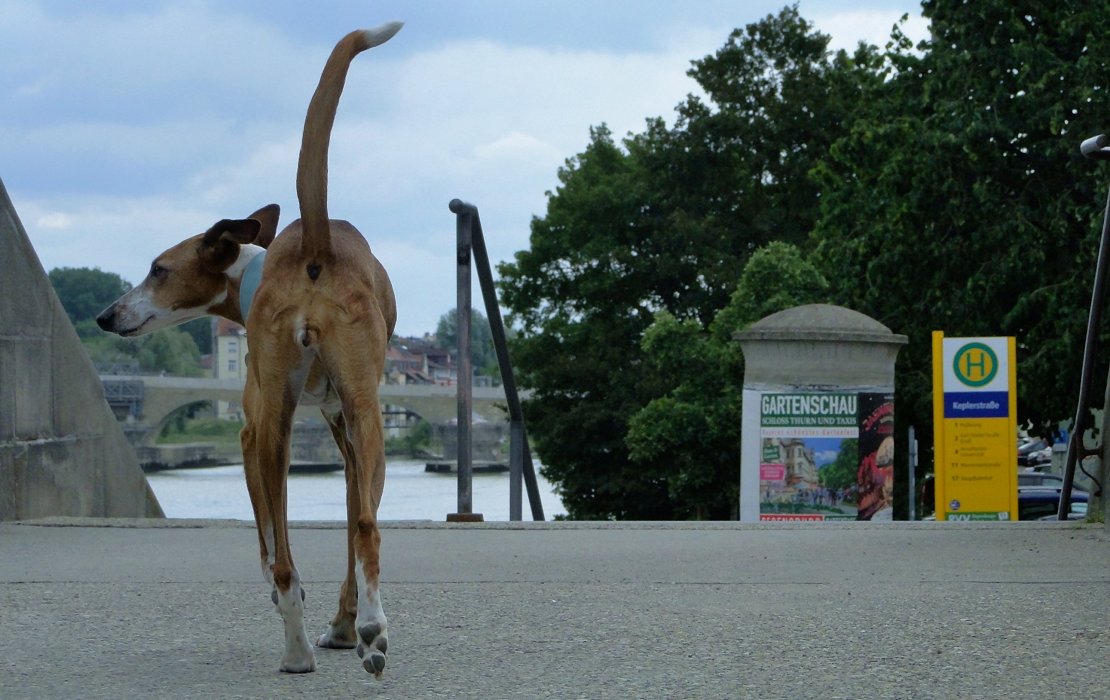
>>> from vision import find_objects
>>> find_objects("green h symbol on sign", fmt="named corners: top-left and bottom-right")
top-left (963, 349), bottom-right (987, 376)
top-left (953, 343), bottom-right (998, 387)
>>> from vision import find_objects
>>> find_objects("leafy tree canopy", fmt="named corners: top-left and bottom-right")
top-left (499, 5), bottom-right (872, 519)
top-left (435, 308), bottom-right (500, 379)
top-left (48, 267), bottom-right (130, 338)
top-left (626, 242), bottom-right (829, 519)
top-left (812, 0), bottom-right (1110, 457)
top-left (137, 330), bottom-right (202, 376)
top-left (712, 240), bottom-right (829, 343)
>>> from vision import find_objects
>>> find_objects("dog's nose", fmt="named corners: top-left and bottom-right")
top-left (96, 308), bottom-right (116, 331)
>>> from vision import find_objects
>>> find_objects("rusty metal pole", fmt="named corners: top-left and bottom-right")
top-left (1060, 135), bottom-right (1110, 519)
top-left (448, 204), bottom-right (480, 522)
top-left (449, 199), bottom-right (545, 521)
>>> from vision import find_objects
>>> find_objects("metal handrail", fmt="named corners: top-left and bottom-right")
top-left (449, 199), bottom-right (545, 521)
top-left (1059, 135), bottom-right (1110, 518)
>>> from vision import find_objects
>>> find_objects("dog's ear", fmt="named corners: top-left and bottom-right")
top-left (248, 204), bottom-right (280, 249)
top-left (200, 218), bottom-right (262, 272)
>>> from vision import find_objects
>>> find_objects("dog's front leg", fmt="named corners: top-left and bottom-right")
top-left (241, 378), bottom-right (275, 586)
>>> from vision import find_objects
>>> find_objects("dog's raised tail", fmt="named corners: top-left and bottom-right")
top-left (297, 21), bottom-right (403, 278)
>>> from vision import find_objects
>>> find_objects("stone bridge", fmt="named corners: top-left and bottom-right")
top-left (101, 374), bottom-right (521, 445)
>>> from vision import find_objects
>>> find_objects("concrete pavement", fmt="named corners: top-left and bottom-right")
top-left (2, 519), bottom-right (1108, 699)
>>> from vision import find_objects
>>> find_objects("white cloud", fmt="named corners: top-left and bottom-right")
top-left (811, 9), bottom-right (930, 52)
top-left (35, 211), bottom-right (73, 229)
top-left (11, 192), bottom-right (218, 280)
top-left (5, 1), bottom-right (930, 336)
top-left (473, 132), bottom-right (563, 165)
top-left (183, 134), bottom-right (301, 211)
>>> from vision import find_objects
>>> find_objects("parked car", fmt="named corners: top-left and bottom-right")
top-left (1017, 472), bottom-right (1065, 488)
top-left (1037, 503), bottom-right (1088, 521)
top-left (1018, 485), bottom-right (1089, 521)
top-left (1017, 438), bottom-right (1052, 467)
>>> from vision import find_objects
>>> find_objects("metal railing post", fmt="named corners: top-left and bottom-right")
top-left (1060, 135), bottom-right (1110, 519)
top-left (448, 204), bottom-right (479, 522)
top-left (908, 425), bottom-right (917, 521)
top-left (449, 199), bottom-right (545, 521)
top-left (509, 420), bottom-right (524, 521)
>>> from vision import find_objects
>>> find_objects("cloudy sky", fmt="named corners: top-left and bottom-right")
top-left (2, 0), bottom-right (928, 336)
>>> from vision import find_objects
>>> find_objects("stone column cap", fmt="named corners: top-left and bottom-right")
top-left (733, 304), bottom-right (908, 345)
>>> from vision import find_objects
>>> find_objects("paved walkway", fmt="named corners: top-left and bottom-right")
top-left (2, 519), bottom-right (1108, 699)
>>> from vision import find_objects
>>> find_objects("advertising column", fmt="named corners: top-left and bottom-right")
top-left (931, 333), bottom-right (1018, 521)
top-left (735, 304), bottom-right (907, 522)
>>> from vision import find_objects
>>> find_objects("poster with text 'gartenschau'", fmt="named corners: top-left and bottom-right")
top-left (758, 392), bottom-right (894, 522)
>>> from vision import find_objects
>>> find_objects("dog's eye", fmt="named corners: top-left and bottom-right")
top-left (150, 263), bottom-right (168, 279)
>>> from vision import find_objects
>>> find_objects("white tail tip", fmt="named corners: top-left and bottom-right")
top-left (362, 21), bottom-right (404, 49)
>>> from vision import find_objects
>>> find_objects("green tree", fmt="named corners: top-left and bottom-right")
top-left (625, 313), bottom-right (740, 519)
top-left (500, 7), bottom-right (877, 519)
top-left (48, 267), bottom-right (130, 338)
top-left (79, 322), bottom-right (202, 376)
top-left (812, 1), bottom-right (1110, 503)
top-left (501, 126), bottom-right (668, 519)
top-left (711, 241), bottom-right (831, 343)
top-left (402, 420), bottom-right (433, 456)
top-left (81, 332), bottom-right (140, 370)
top-left (136, 330), bottom-right (202, 377)
top-left (640, 5), bottom-right (886, 290)
top-left (180, 318), bottom-right (213, 356)
top-left (626, 242), bottom-right (828, 519)
top-left (435, 308), bottom-right (499, 380)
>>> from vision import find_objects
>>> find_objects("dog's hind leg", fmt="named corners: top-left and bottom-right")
top-left (347, 406), bottom-right (389, 679)
top-left (315, 409), bottom-right (359, 649)
top-left (250, 351), bottom-right (316, 673)
top-left (318, 322), bottom-right (390, 678)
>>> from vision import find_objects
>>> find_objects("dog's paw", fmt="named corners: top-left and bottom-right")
top-left (279, 634), bottom-right (315, 674)
top-left (279, 646), bottom-right (317, 674)
top-left (355, 621), bottom-right (388, 679)
top-left (316, 621), bottom-right (358, 649)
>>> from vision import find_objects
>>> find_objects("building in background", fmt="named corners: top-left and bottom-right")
top-left (213, 318), bottom-right (246, 419)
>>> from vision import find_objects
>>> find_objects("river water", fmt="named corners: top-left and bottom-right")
top-left (145, 458), bottom-right (566, 521)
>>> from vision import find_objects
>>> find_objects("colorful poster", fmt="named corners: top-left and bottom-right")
top-left (857, 392), bottom-right (896, 520)
top-left (758, 392), bottom-right (895, 521)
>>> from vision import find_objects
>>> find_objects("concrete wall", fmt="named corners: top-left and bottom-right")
top-left (0, 178), bottom-right (163, 520)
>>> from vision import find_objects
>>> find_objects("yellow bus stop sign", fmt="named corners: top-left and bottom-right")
top-left (932, 333), bottom-right (1018, 521)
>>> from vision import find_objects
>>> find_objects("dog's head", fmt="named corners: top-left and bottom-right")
top-left (96, 204), bottom-right (279, 336)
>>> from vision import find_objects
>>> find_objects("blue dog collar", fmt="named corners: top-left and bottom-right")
top-left (238, 250), bottom-right (266, 323)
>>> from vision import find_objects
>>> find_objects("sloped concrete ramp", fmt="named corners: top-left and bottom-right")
top-left (0, 178), bottom-right (162, 519)
top-left (1, 520), bottom-right (1108, 698)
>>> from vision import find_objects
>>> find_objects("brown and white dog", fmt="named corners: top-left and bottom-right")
top-left (97, 21), bottom-right (403, 677)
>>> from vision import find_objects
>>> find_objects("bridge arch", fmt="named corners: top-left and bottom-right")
top-left (146, 399), bottom-right (215, 446)
top-left (101, 375), bottom-right (521, 445)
